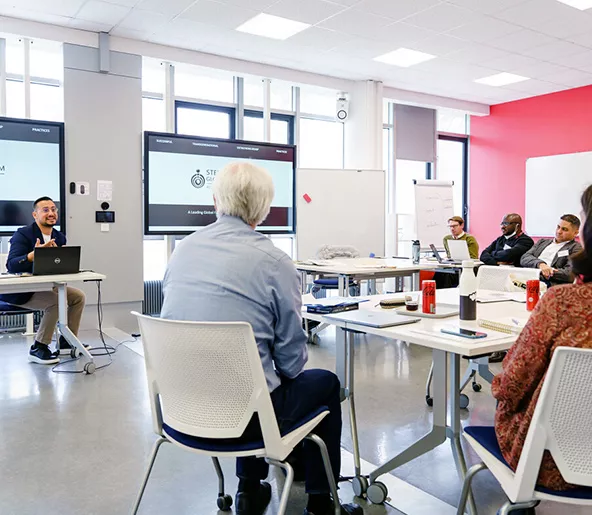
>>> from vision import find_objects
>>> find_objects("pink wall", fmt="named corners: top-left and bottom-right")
top-left (469, 85), bottom-right (592, 247)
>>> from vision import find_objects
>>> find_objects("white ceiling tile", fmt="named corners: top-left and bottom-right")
top-left (447, 15), bottom-right (522, 43)
top-left (371, 21), bottom-right (437, 45)
top-left (566, 31), bottom-right (592, 49)
top-left (135, 0), bottom-right (197, 16)
top-left (493, 0), bottom-right (578, 27)
top-left (404, 3), bottom-right (479, 32)
top-left (12, 0), bottom-right (86, 18)
top-left (327, 37), bottom-right (396, 59)
top-left (318, 8), bottom-right (392, 39)
top-left (68, 18), bottom-right (114, 31)
top-left (446, 44), bottom-right (511, 64)
top-left (323, 0), bottom-right (362, 6)
top-left (100, 0), bottom-right (139, 6)
top-left (75, 0), bottom-right (131, 26)
top-left (505, 79), bottom-right (566, 94)
top-left (530, 14), bottom-right (592, 39)
top-left (180, 0), bottom-right (258, 29)
top-left (110, 26), bottom-right (153, 39)
top-left (0, 6), bottom-right (73, 25)
top-left (415, 58), bottom-right (498, 80)
top-left (264, 0), bottom-right (346, 25)
top-left (540, 68), bottom-right (592, 87)
top-left (513, 61), bottom-right (572, 79)
top-left (117, 9), bottom-right (169, 31)
top-left (559, 50), bottom-right (592, 72)
top-left (407, 33), bottom-right (469, 56)
top-left (288, 27), bottom-right (354, 51)
top-left (521, 40), bottom-right (589, 61)
top-left (479, 52), bottom-right (541, 72)
top-left (356, 0), bottom-right (442, 22)
top-left (487, 29), bottom-right (557, 52)
top-left (218, 0), bottom-right (277, 9)
top-left (446, 0), bottom-right (530, 16)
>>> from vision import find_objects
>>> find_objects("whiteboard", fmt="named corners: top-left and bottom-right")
top-left (414, 180), bottom-right (455, 248)
top-left (526, 152), bottom-right (592, 236)
top-left (296, 168), bottom-right (385, 260)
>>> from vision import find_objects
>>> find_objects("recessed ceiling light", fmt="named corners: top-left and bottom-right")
top-left (236, 13), bottom-right (311, 40)
top-left (373, 48), bottom-right (436, 67)
top-left (556, 0), bottom-right (592, 10)
top-left (474, 72), bottom-right (530, 86)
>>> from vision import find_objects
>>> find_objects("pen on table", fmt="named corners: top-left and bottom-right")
top-left (511, 318), bottom-right (520, 326)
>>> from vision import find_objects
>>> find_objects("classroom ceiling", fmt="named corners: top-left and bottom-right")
top-left (3, 0), bottom-right (592, 105)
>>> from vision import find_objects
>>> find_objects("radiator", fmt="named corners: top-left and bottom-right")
top-left (143, 280), bottom-right (163, 316)
top-left (0, 312), bottom-right (41, 333)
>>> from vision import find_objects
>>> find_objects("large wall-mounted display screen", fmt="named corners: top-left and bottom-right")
top-left (144, 132), bottom-right (296, 235)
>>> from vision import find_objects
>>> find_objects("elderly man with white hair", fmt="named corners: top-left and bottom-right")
top-left (161, 162), bottom-right (361, 515)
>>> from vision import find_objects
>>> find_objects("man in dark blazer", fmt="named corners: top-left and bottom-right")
top-left (520, 214), bottom-right (582, 286)
top-left (480, 213), bottom-right (534, 267)
top-left (0, 197), bottom-right (86, 365)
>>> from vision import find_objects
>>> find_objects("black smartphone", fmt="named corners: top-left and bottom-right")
top-left (441, 327), bottom-right (487, 339)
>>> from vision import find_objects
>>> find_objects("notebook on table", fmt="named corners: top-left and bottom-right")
top-left (325, 310), bottom-right (420, 328)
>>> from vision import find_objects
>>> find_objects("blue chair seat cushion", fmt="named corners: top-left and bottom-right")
top-left (163, 405), bottom-right (329, 453)
top-left (464, 426), bottom-right (592, 500)
top-left (313, 278), bottom-right (356, 287)
top-left (0, 301), bottom-right (34, 315)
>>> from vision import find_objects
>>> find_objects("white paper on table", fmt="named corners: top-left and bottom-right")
top-left (97, 180), bottom-right (113, 201)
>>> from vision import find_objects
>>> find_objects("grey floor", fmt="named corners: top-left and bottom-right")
top-left (0, 327), bottom-right (587, 515)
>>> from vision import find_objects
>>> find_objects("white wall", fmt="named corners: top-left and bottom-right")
top-left (63, 43), bottom-right (143, 332)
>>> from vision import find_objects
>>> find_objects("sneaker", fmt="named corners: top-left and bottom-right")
top-left (304, 502), bottom-right (363, 515)
top-left (28, 342), bottom-right (60, 365)
top-left (235, 482), bottom-right (272, 515)
top-left (58, 335), bottom-right (91, 355)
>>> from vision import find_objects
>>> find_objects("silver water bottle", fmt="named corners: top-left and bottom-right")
top-left (459, 260), bottom-right (477, 321)
top-left (412, 240), bottom-right (420, 264)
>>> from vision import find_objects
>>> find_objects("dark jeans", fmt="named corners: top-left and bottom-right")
top-left (236, 369), bottom-right (342, 495)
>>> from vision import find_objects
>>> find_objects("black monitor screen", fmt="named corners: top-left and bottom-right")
top-left (0, 117), bottom-right (65, 235)
top-left (144, 132), bottom-right (296, 235)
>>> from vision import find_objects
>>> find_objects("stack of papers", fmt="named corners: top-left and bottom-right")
top-left (477, 290), bottom-right (526, 303)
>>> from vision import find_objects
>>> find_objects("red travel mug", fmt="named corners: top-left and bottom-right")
top-left (526, 280), bottom-right (540, 311)
top-left (422, 280), bottom-right (436, 314)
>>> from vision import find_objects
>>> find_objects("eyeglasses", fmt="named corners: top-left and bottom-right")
top-left (39, 207), bottom-right (58, 214)
top-left (448, 224), bottom-right (460, 229)
top-left (500, 221), bottom-right (516, 226)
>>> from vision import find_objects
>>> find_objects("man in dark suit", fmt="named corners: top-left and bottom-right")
top-left (480, 213), bottom-right (534, 267)
top-left (520, 214), bottom-right (582, 286)
top-left (0, 197), bottom-right (86, 365)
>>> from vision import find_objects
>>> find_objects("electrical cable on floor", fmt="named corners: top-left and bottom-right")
top-left (51, 281), bottom-right (137, 374)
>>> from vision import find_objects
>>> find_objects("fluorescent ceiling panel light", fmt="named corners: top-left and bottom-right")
top-left (556, 0), bottom-right (592, 10)
top-left (236, 13), bottom-right (311, 40)
top-left (373, 48), bottom-right (436, 67)
top-left (475, 72), bottom-right (530, 86)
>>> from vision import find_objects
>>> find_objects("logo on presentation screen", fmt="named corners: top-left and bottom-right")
top-left (54, 258), bottom-right (61, 264)
top-left (191, 171), bottom-right (206, 189)
top-left (0, 165), bottom-right (5, 175)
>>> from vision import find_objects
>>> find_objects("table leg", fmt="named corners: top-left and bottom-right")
top-left (300, 271), bottom-right (308, 295)
top-left (367, 279), bottom-right (377, 295)
top-left (346, 331), bottom-right (362, 477)
top-left (56, 283), bottom-right (93, 363)
top-left (412, 271), bottom-right (420, 291)
top-left (338, 275), bottom-right (347, 297)
top-left (335, 327), bottom-right (348, 403)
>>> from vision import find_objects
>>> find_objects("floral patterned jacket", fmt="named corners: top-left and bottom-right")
top-left (492, 282), bottom-right (592, 490)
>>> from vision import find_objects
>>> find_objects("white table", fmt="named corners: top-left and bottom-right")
top-left (302, 288), bottom-right (530, 513)
top-left (295, 258), bottom-right (442, 296)
top-left (0, 272), bottom-right (106, 374)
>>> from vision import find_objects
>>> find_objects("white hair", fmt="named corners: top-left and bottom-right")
top-left (212, 161), bottom-right (275, 226)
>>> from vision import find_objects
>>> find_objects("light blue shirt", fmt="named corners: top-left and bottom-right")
top-left (161, 215), bottom-right (308, 392)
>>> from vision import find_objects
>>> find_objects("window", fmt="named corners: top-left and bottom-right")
top-left (5, 38), bottom-right (24, 75)
top-left (31, 84), bottom-right (63, 122)
top-left (142, 58), bottom-right (165, 94)
top-left (437, 108), bottom-right (468, 135)
top-left (175, 102), bottom-right (235, 139)
top-left (270, 80), bottom-right (293, 111)
top-left (243, 111), bottom-right (294, 145)
top-left (30, 40), bottom-right (63, 81)
top-left (175, 64), bottom-right (234, 103)
top-left (437, 135), bottom-right (468, 223)
top-left (243, 76), bottom-right (264, 108)
top-left (143, 239), bottom-right (167, 281)
top-left (300, 85), bottom-right (338, 117)
top-left (271, 236), bottom-right (293, 258)
top-left (299, 118), bottom-right (344, 169)
top-left (6, 80), bottom-right (25, 118)
top-left (142, 97), bottom-right (166, 132)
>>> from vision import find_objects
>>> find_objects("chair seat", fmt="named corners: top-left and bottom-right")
top-left (162, 405), bottom-right (329, 453)
top-left (313, 278), bottom-right (355, 287)
top-left (464, 426), bottom-right (592, 500)
top-left (0, 301), bottom-right (34, 316)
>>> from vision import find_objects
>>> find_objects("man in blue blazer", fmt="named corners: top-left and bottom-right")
top-left (0, 197), bottom-right (86, 365)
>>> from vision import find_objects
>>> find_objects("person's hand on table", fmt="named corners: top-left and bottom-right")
top-left (27, 238), bottom-right (57, 262)
top-left (497, 261), bottom-right (511, 265)
top-left (539, 263), bottom-right (554, 279)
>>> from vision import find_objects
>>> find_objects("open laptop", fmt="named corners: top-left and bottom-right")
top-left (325, 310), bottom-right (420, 328)
top-left (430, 241), bottom-right (469, 265)
top-left (33, 247), bottom-right (81, 276)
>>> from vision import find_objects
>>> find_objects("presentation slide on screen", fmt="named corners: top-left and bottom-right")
top-left (146, 135), bottom-right (295, 233)
top-left (0, 120), bottom-right (61, 233)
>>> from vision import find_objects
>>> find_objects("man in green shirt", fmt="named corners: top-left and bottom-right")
top-left (443, 216), bottom-right (479, 259)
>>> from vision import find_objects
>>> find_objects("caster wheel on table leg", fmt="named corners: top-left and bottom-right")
top-left (216, 494), bottom-right (232, 511)
top-left (83, 362), bottom-right (96, 375)
top-left (307, 334), bottom-right (319, 345)
top-left (352, 475), bottom-right (368, 497)
top-left (425, 395), bottom-right (433, 407)
top-left (367, 481), bottom-right (388, 504)
top-left (460, 393), bottom-right (470, 409)
top-left (70, 347), bottom-right (80, 359)
top-left (472, 383), bottom-right (482, 392)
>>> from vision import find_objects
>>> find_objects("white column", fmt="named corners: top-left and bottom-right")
top-left (263, 78), bottom-right (271, 142)
top-left (0, 38), bottom-right (6, 116)
top-left (24, 38), bottom-right (31, 118)
top-left (343, 80), bottom-right (383, 170)
top-left (164, 62), bottom-right (175, 260)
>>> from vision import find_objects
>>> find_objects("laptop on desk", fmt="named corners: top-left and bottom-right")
top-left (33, 247), bottom-right (81, 276)
top-left (325, 310), bottom-right (419, 329)
top-left (430, 240), bottom-right (470, 265)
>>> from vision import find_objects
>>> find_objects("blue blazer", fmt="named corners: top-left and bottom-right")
top-left (0, 223), bottom-right (67, 305)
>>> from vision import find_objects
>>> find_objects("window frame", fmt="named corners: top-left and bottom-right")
top-left (174, 100), bottom-right (236, 139)
top-left (437, 133), bottom-right (469, 228)
top-left (244, 109), bottom-right (295, 145)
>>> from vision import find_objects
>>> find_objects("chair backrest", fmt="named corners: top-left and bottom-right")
top-left (476, 265), bottom-right (542, 292)
top-left (132, 312), bottom-right (283, 449)
top-left (0, 254), bottom-right (7, 274)
top-left (512, 347), bottom-right (592, 500)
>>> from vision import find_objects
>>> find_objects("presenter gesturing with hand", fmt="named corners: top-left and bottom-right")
top-left (27, 237), bottom-right (58, 262)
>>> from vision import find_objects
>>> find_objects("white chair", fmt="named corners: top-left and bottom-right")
top-left (457, 347), bottom-right (592, 514)
top-left (476, 265), bottom-right (543, 292)
top-left (131, 312), bottom-right (341, 515)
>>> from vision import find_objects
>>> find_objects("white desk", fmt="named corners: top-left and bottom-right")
top-left (0, 272), bottom-right (106, 374)
top-left (296, 258), bottom-right (441, 296)
top-left (302, 288), bottom-right (530, 513)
